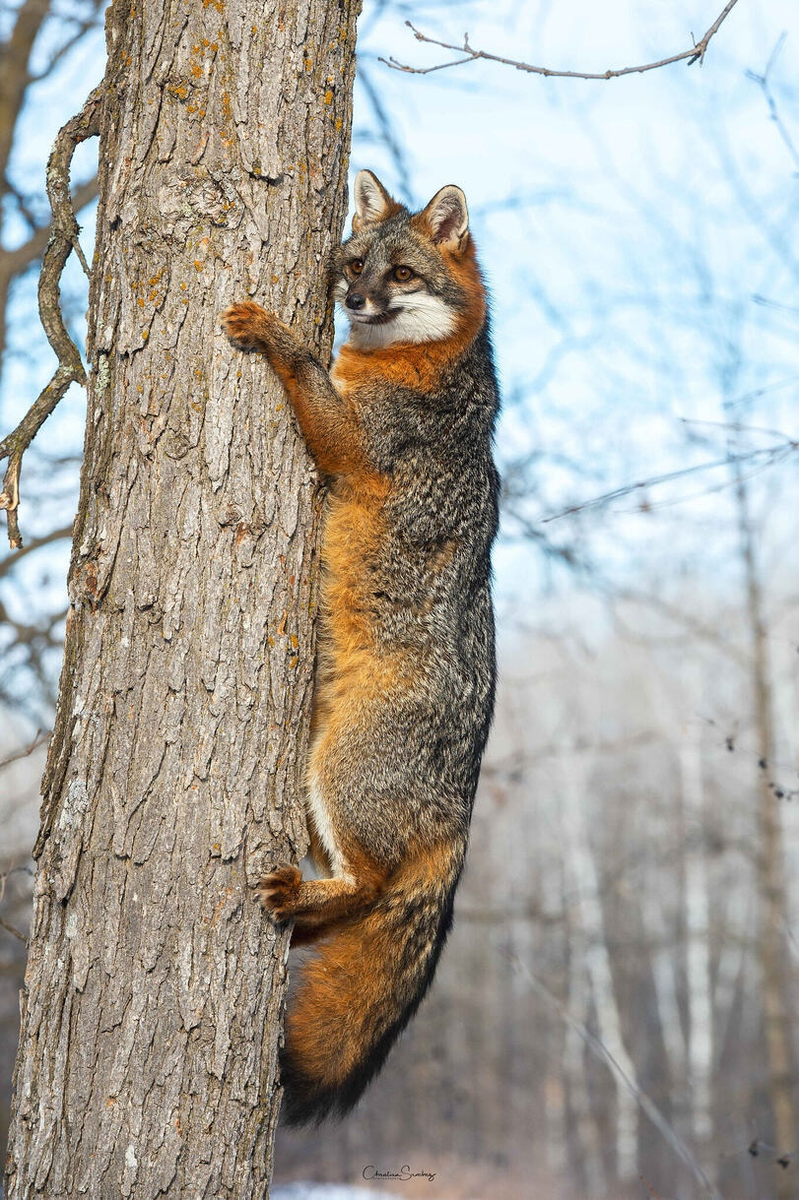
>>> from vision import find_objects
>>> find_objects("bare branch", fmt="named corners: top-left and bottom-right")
top-left (0, 1), bottom-right (52, 190)
top-left (0, 176), bottom-right (100, 287)
top-left (30, 0), bottom-right (106, 82)
top-left (383, 1), bottom-right (742, 81)
top-left (0, 864), bottom-right (36, 901)
top-left (745, 35), bottom-right (799, 173)
top-left (356, 61), bottom-right (413, 202)
top-left (0, 730), bottom-right (50, 772)
top-left (0, 84), bottom-right (103, 549)
top-left (537, 439), bottom-right (797, 526)
top-left (0, 913), bottom-right (28, 945)
top-left (0, 524), bottom-right (73, 580)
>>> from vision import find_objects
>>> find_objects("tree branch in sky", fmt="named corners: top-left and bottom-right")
top-left (384, 0), bottom-right (742, 81)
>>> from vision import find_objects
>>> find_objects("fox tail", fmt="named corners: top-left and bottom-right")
top-left (279, 850), bottom-right (462, 1126)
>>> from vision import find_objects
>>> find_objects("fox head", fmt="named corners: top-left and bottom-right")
top-left (332, 170), bottom-right (485, 350)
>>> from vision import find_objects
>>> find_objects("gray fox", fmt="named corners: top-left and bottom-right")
top-left (222, 169), bottom-right (499, 1125)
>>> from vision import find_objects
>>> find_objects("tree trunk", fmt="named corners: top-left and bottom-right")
top-left (5, 0), bottom-right (362, 1195)
top-left (734, 467), bottom-right (798, 1199)
top-left (560, 750), bottom-right (639, 1185)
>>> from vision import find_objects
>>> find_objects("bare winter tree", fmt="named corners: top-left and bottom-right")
top-left (4, 0), bottom-right (362, 1195)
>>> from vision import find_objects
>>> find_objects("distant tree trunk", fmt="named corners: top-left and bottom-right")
top-left (0, 0), bottom-right (51, 355)
top-left (560, 751), bottom-right (638, 1185)
top-left (678, 709), bottom-right (713, 1149)
top-left (734, 466), bottom-right (798, 1199)
top-left (5, 0), bottom-right (362, 1196)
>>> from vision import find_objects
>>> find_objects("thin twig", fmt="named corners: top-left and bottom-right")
top-left (0, 525), bottom-right (73, 581)
top-left (0, 176), bottom-right (100, 284)
top-left (745, 35), bottom-right (799, 173)
top-left (0, 864), bottom-right (36, 904)
top-left (0, 914), bottom-right (28, 945)
top-left (383, 1), bottom-right (741, 80)
top-left (536, 440), bottom-right (797, 525)
top-left (0, 865), bottom-right (34, 947)
top-left (0, 730), bottom-right (51, 772)
top-left (357, 61), bottom-right (414, 203)
top-left (0, 84), bottom-right (103, 549)
top-left (31, 0), bottom-right (106, 83)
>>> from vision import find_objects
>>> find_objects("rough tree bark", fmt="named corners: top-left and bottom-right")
top-left (5, 0), bottom-right (362, 1195)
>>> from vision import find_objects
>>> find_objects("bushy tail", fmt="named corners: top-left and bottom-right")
top-left (279, 851), bottom-right (462, 1126)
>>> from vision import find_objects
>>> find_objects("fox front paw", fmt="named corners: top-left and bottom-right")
top-left (221, 301), bottom-right (278, 350)
top-left (256, 864), bottom-right (302, 922)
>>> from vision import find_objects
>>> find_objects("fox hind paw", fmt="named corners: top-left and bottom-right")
top-left (256, 864), bottom-right (302, 922)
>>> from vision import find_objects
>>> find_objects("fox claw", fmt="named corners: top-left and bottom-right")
top-left (221, 301), bottom-right (272, 348)
top-left (257, 864), bottom-right (302, 921)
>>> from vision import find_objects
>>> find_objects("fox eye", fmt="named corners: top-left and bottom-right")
top-left (348, 258), bottom-right (364, 276)
top-left (393, 265), bottom-right (414, 283)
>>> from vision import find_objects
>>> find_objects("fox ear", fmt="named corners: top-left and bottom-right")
top-left (421, 185), bottom-right (469, 249)
top-left (353, 170), bottom-right (397, 231)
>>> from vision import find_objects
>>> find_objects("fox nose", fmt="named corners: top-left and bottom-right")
top-left (346, 292), bottom-right (366, 311)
